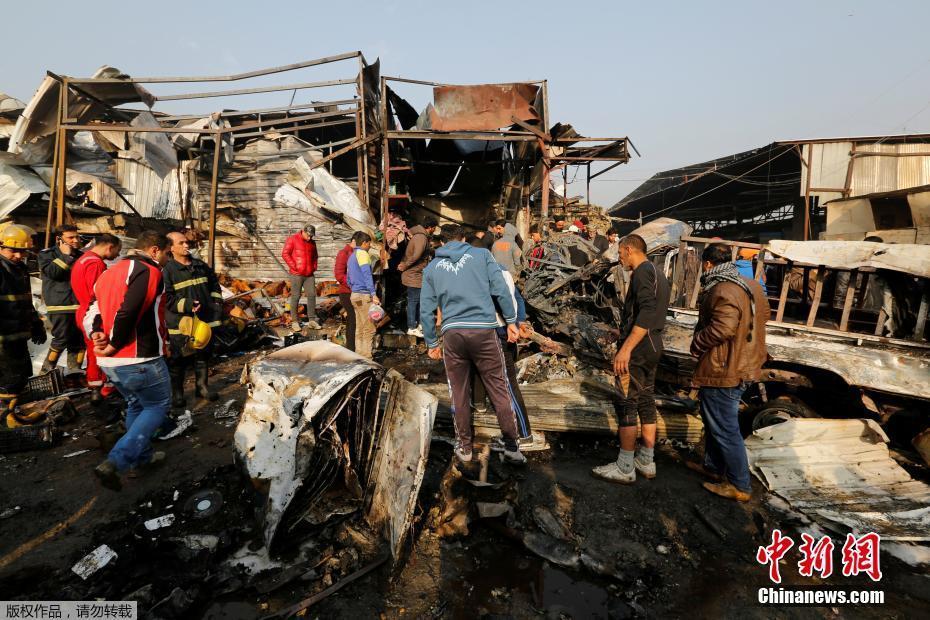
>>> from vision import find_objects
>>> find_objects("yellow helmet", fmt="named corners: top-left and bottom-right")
top-left (0, 224), bottom-right (36, 250)
top-left (177, 315), bottom-right (212, 352)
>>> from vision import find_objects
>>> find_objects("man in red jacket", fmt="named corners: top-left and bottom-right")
top-left (72, 233), bottom-right (122, 403)
top-left (83, 231), bottom-right (171, 491)
top-left (282, 224), bottom-right (320, 331)
top-left (334, 235), bottom-right (357, 352)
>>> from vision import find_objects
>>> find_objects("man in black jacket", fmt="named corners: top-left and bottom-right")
top-left (38, 224), bottom-right (85, 373)
top-left (163, 231), bottom-right (223, 406)
top-left (0, 224), bottom-right (47, 416)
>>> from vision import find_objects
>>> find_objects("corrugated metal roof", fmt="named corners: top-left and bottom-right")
top-left (803, 141), bottom-right (930, 204)
top-left (747, 419), bottom-right (930, 540)
top-left (90, 158), bottom-right (184, 220)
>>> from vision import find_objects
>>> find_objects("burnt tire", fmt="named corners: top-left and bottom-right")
top-left (743, 399), bottom-right (820, 436)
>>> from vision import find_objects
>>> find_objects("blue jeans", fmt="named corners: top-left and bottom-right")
top-left (698, 384), bottom-right (751, 492)
top-left (102, 358), bottom-right (171, 472)
top-left (406, 286), bottom-right (421, 330)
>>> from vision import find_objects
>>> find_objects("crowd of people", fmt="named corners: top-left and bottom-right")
top-left (0, 211), bottom-right (769, 500)
top-left (295, 212), bottom-right (769, 494)
top-left (0, 224), bottom-right (223, 491)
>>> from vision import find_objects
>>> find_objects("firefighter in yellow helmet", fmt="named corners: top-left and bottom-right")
top-left (0, 224), bottom-right (47, 414)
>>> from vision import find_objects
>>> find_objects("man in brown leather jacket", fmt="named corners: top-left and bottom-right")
top-left (689, 243), bottom-right (768, 502)
top-left (398, 216), bottom-right (438, 339)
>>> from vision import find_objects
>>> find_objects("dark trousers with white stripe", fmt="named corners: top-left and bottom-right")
top-left (443, 328), bottom-right (520, 453)
top-left (472, 338), bottom-right (531, 439)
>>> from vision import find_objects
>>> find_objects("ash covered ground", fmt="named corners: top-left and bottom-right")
top-left (1, 350), bottom-right (928, 619)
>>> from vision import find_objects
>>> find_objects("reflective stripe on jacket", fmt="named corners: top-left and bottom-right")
top-left (38, 246), bottom-right (80, 313)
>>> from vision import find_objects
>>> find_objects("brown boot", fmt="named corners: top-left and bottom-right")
top-left (702, 481), bottom-right (750, 503)
top-left (685, 461), bottom-right (724, 482)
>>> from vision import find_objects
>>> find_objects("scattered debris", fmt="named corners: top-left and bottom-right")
top-left (144, 514), bottom-right (176, 531)
top-left (62, 449), bottom-right (90, 458)
top-left (214, 399), bottom-right (238, 420)
top-left (184, 489), bottom-right (224, 519)
top-left (0, 506), bottom-right (22, 520)
top-left (159, 411), bottom-right (193, 440)
top-left (747, 418), bottom-right (930, 541)
top-left (71, 544), bottom-right (118, 580)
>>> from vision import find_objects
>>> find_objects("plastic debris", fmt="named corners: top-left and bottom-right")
top-left (214, 399), bottom-right (238, 419)
top-left (63, 449), bottom-right (90, 458)
top-left (144, 514), bottom-right (176, 531)
top-left (0, 506), bottom-right (22, 520)
top-left (159, 411), bottom-right (193, 440)
top-left (72, 544), bottom-right (118, 580)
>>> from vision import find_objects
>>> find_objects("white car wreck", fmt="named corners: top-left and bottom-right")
top-left (234, 341), bottom-right (437, 561)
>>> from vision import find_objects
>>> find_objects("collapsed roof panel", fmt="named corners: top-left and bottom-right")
top-left (766, 239), bottom-right (930, 278)
top-left (8, 68), bottom-right (155, 162)
top-left (746, 418), bottom-right (930, 540)
top-left (0, 162), bottom-right (48, 218)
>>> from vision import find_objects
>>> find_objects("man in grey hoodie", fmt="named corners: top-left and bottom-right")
top-left (490, 219), bottom-right (523, 278)
top-left (421, 224), bottom-right (525, 465)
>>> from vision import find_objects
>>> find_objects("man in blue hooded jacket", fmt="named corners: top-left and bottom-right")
top-left (420, 224), bottom-right (525, 465)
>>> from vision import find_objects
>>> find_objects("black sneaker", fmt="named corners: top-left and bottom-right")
top-left (502, 448), bottom-right (527, 465)
top-left (94, 460), bottom-right (122, 491)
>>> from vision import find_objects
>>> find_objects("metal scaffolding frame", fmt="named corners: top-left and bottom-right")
top-left (378, 76), bottom-right (634, 236)
top-left (44, 52), bottom-right (377, 266)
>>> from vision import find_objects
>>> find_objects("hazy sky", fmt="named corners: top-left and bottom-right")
top-left (5, 0), bottom-right (930, 207)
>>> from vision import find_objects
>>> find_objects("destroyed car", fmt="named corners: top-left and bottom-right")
top-left (234, 341), bottom-right (437, 561)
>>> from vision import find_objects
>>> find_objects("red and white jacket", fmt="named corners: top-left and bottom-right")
top-left (72, 251), bottom-right (108, 318)
top-left (83, 254), bottom-right (168, 367)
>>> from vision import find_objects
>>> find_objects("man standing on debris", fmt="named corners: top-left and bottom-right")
top-left (83, 231), bottom-right (172, 491)
top-left (491, 219), bottom-right (522, 278)
top-left (0, 224), bottom-right (46, 416)
top-left (334, 235), bottom-right (357, 352)
top-left (604, 228), bottom-right (620, 261)
top-left (467, 235), bottom-right (533, 447)
top-left (524, 225), bottom-right (545, 271)
top-left (282, 224), bottom-right (321, 332)
top-left (37, 225), bottom-right (85, 373)
top-left (397, 216), bottom-right (438, 339)
top-left (347, 231), bottom-right (378, 358)
top-left (588, 226), bottom-right (609, 254)
top-left (593, 233), bottom-right (669, 484)
top-left (72, 233), bottom-right (122, 404)
top-left (688, 243), bottom-right (768, 502)
top-left (163, 231), bottom-right (223, 406)
top-left (420, 224), bottom-right (526, 465)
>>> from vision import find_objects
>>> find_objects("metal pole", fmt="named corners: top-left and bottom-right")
top-left (803, 142), bottom-right (813, 241)
top-left (44, 127), bottom-right (61, 247)
top-left (56, 79), bottom-right (69, 228)
top-left (357, 58), bottom-right (370, 208)
top-left (586, 162), bottom-right (591, 206)
top-left (207, 131), bottom-right (222, 268)
top-left (381, 77), bottom-right (390, 225)
top-left (539, 138), bottom-right (550, 235)
top-left (355, 110), bottom-right (364, 203)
